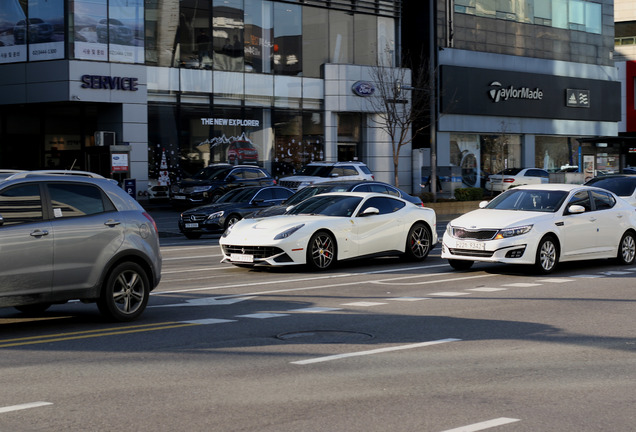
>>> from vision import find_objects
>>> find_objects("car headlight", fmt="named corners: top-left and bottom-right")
top-left (446, 223), bottom-right (453, 237)
top-left (221, 223), bottom-right (234, 238)
top-left (274, 224), bottom-right (305, 240)
top-left (495, 225), bottom-right (533, 239)
top-left (206, 211), bottom-right (224, 221)
top-left (191, 186), bottom-right (212, 193)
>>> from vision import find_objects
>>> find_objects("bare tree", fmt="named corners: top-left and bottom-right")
top-left (367, 54), bottom-right (432, 187)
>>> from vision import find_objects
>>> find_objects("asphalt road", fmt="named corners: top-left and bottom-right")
top-left (0, 207), bottom-right (634, 431)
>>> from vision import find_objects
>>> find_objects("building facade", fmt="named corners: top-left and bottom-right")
top-left (404, 0), bottom-right (621, 193)
top-left (0, 0), bottom-right (412, 194)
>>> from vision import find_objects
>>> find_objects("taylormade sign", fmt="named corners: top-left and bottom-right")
top-left (489, 81), bottom-right (543, 103)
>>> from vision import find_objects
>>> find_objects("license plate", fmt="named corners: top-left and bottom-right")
top-left (173, 195), bottom-right (186, 200)
top-left (185, 223), bottom-right (198, 228)
top-left (456, 240), bottom-right (486, 250)
top-left (230, 253), bottom-right (254, 263)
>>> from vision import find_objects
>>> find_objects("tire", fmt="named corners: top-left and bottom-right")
top-left (306, 231), bottom-right (336, 270)
top-left (403, 222), bottom-right (432, 261)
top-left (448, 259), bottom-right (473, 271)
top-left (535, 235), bottom-right (558, 274)
top-left (15, 303), bottom-right (51, 315)
top-left (184, 232), bottom-right (202, 240)
top-left (224, 214), bottom-right (241, 230)
top-left (97, 262), bottom-right (150, 322)
top-left (617, 231), bottom-right (636, 265)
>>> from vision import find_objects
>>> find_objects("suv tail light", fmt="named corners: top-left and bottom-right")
top-left (143, 212), bottom-right (159, 233)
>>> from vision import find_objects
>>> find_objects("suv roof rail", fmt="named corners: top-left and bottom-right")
top-left (6, 170), bottom-right (107, 180)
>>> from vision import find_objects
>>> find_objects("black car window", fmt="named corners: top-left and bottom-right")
top-left (253, 189), bottom-right (273, 201)
top-left (568, 191), bottom-right (592, 212)
top-left (525, 169), bottom-right (546, 177)
top-left (331, 166), bottom-right (358, 177)
top-left (352, 184), bottom-right (371, 192)
top-left (242, 168), bottom-right (264, 179)
top-left (192, 166), bottom-right (232, 180)
top-left (287, 195), bottom-right (362, 217)
top-left (591, 190), bottom-right (615, 210)
top-left (229, 169), bottom-right (246, 180)
top-left (359, 197), bottom-right (405, 215)
top-left (585, 176), bottom-right (636, 196)
top-left (272, 188), bottom-right (293, 200)
top-left (0, 184), bottom-right (43, 226)
top-left (297, 165), bottom-right (331, 177)
top-left (48, 183), bottom-right (109, 218)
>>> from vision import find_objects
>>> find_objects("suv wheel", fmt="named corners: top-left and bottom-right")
top-left (97, 262), bottom-right (150, 322)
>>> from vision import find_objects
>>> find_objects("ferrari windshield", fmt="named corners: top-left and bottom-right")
top-left (485, 189), bottom-right (568, 212)
top-left (286, 195), bottom-right (362, 217)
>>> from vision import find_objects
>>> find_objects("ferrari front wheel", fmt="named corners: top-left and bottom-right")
top-left (307, 231), bottom-right (336, 271)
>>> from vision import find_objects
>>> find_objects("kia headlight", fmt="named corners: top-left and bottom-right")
top-left (206, 211), bottom-right (224, 221)
top-left (495, 225), bottom-right (533, 239)
top-left (274, 224), bottom-right (305, 240)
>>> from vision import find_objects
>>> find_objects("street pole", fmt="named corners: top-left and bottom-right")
top-left (429, 0), bottom-right (438, 202)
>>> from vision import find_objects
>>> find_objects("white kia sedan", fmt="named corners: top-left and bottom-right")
top-left (219, 192), bottom-right (437, 270)
top-left (441, 184), bottom-right (636, 274)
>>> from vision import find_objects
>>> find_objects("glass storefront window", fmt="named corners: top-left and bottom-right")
top-left (302, 7), bottom-right (328, 78)
top-left (273, 110), bottom-right (324, 179)
top-left (535, 136), bottom-right (581, 172)
top-left (273, 3), bottom-right (302, 76)
top-left (244, 0), bottom-right (273, 74)
top-left (354, 14), bottom-right (377, 66)
top-left (329, 10), bottom-right (353, 64)
top-left (213, 0), bottom-right (244, 72)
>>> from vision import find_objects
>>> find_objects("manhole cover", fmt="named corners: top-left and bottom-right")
top-left (276, 330), bottom-right (374, 343)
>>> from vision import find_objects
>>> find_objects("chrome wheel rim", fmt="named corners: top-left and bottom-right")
top-left (112, 270), bottom-right (145, 315)
top-left (410, 226), bottom-right (430, 258)
top-left (539, 240), bottom-right (556, 271)
top-left (311, 234), bottom-right (334, 269)
top-left (621, 234), bottom-right (636, 263)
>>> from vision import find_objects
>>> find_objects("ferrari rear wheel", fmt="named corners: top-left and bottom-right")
top-left (403, 222), bottom-right (431, 261)
top-left (307, 231), bottom-right (336, 270)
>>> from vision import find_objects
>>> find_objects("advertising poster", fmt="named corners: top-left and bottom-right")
top-left (26, 0), bottom-right (65, 61)
top-left (0, 0), bottom-right (27, 63)
top-left (73, 0), bottom-right (108, 61)
top-left (108, 0), bottom-right (144, 64)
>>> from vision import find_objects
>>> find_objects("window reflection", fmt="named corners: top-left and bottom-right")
top-left (273, 3), bottom-right (302, 76)
top-left (213, 0), bottom-right (245, 72)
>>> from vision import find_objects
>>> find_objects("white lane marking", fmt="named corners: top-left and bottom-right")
top-left (161, 267), bottom-right (228, 275)
top-left (181, 318), bottom-right (236, 325)
top-left (341, 301), bottom-right (388, 307)
top-left (387, 297), bottom-right (431, 301)
top-left (428, 292), bottom-right (471, 297)
top-left (440, 417), bottom-right (520, 432)
top-left (600, 271), bottom-right (631, 275)
top-left (536, 278), bottom-right (574, 283)
top-left (291, 338), bottom-right (461, 365)
top-left (467, 288), bottom-right (507, 292)
top-left (163, 254), bottom-right (222, 261)
top-left (153, 264), bottom-right (450, 296)
top-left (236, 313), bottom-right (289, 319)
top-left (501, 283), bottom-right (541, 287)
top-left (0, 402), bottom-right (53, 414)
top-left (150, 296), bottom-right (254, 308)
top-left (572, 274), bottom-right (604, 278)
top-left (289, 307), bottom-right (343, 313)
top-left (161, 245), bottom-right (219, 252)
top-left (371, 273), bottom-right (497, 286)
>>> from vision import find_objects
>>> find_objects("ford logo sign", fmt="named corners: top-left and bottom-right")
top-left (352, 81), bottom-right (375, 97)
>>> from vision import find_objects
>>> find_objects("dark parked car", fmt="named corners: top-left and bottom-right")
top-left (13, 18), bottom-right (53, 44)
top-left (0, 174), bottom-right (162, 321)
top-left (249, 180), bottom-right (423, 219)
top-left (171, 164), bottom-right (275, 207)
top-left (179, 185), bottom-right (294, 239)
top-left (585, 174), bottom-right (636, 207)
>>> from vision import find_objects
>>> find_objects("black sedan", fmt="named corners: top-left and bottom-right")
top-left (178, 185), bottom-right (294, 239)
top-left (249, 180), bottom-right (423, 219)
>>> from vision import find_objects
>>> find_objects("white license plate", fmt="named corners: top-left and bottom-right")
top-left (456, 240), bottom-right (486, 250)
top-left (230, 253), bottom-right (254, 263)
top-left (173, 195), bottom-right (186, 200)
top-left (185, 223), bottom-right (198, 228)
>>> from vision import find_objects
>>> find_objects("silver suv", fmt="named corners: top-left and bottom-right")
top-left (0, 175), bottom-right (162, 322)
top-left (279, 161), bottom-right (374, 190)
